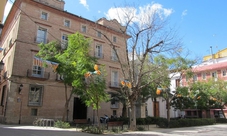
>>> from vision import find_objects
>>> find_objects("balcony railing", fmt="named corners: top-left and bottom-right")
top-left (27, 69), bottom-right (50, 80)
top-left (109, 81), bottom-right (120, 88)
top-left (94, 52), bottom-right (104, 59)
top-left (34, 36), bottom-right (48, 44)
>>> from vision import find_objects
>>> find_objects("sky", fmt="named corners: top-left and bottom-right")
top-left (4, 0), bottom-right (227, 60)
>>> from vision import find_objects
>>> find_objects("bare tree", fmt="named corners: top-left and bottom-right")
top-left (94, 4), bottom-right (183, 130)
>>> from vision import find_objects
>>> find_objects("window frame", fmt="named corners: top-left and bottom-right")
top-left (95, 44), bottom-right (103, 58)
top-left (222, 69), bottom-right (227, 77)
top-left (111, 70), bottom-right (119, 87)
top-left (211, 71), bottom-right (217, 79)
top-left (32, 65), bottom-right (44, 78)
top-left (28, 85), bottom-right (43, 106)
top-left (113, 36), bottom-right (117, 43)
top-left (64, 19), bottom-right (70, 27)
top-left (97, 31), bottom-right (102, 38)
top-left (36, 27), bottom-right (47, 44)
top-left (202, 72), bottom-right (206, 80)
top-left (81, 25), bottom-right (87, 33)
top-left (111, 48), bottom-right (118, 61)
top-left (193, 74), bottom-right (198, 82)
top-left (61, 34), bottom-right (68, 49)
top-left (41, 11), bottom-right (48, 20)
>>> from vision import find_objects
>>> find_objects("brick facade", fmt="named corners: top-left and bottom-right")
top-left (0, 0), bottom-right (128, 124)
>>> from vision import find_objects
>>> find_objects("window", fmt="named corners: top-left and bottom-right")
top-left (222, 70), bottom-right (226, 77)
top-left (41, 12), bottom-right (48, 20)
top-left (97, 31), bottom-right (101, 38)
top-left (113, 36), bottom-right (117, 43)
top-left (193, 74), bottom-right (197, 82)
top-left (95, 45), bottom-right (103, 58)
top-left (28, 85), bottom-right (43, 106)
top-left (64, 20), bottom-right (70, 27)
top-left (211, 71), bottom-right (217, 78)
top-left (110, 93), bottom-right (119, 108)
top-left (111, 48), bottom-right (118, 61)
top-left (32, 65), bottom-right (43, 77)
top-left (81, 25), bottom-right (87, 33)
top-left (175, 79), bottom-right (180, 87)
top-left (61, 34), bottom-right (68, 49)
top-left (202, 72), bottom-right (206, 80)
top-left (31, 109), bottom-right (38, 116)
top-left (113, 110), bottom-right (117, 116)
top-left (111, 71), bottom-right (119, 87)
top-left (36, 27), bottom-right (47, 44)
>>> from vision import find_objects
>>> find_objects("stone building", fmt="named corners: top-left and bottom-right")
top-left (0, 0), bottom-right (129, 124)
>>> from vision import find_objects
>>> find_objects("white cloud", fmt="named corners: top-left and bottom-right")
top-left (105, 3), bottom-right (173, 26)
top-left (105, 7), bottom-right (137, 25)
top-left (79, 0), bottom-right (89, 10)
top-left (3, 1), bottom-right (13, 23)
top-left (98, 10), bottom-right (101, 13)
top-left (181, 10), bottom-right (187, 17)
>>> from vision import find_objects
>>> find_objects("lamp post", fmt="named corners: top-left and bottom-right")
top-left (17, 84), bottom-right (23, 124)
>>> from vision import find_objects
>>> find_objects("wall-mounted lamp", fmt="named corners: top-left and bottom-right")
top-left (18, 84), bottom-right (23, 94)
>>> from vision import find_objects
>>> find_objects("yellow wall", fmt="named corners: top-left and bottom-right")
top-left (0, 0), bottom-right (7, 24)
top-left (203, 48), bottom-right (227, 61)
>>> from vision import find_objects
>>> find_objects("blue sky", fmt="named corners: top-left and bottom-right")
top-left (4, 0), bottom-right (227, 59)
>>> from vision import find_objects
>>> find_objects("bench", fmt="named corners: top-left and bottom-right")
top-left (73, 119), bottom-right (90, 127)
top-left (107, 121), bottom-right (124, 130)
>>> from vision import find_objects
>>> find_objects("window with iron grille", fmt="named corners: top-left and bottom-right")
top-left (28, 85), bottom-right (43, 106)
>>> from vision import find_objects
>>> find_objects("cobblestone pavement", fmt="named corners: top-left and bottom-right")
top-left (0, 124), bottom-right (227, 136)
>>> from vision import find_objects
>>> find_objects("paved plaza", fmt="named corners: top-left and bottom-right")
top-left (0, 123), bottom-right (227, 136)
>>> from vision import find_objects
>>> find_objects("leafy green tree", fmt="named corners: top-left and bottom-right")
top-left (205, 78), bottom-right (227, 118)
top-left (37, 32), bottom-right (96, 121)
top-left (80, 66), bottom-right (109, 130)
top-left (152, 55), bottom-right (195, 122)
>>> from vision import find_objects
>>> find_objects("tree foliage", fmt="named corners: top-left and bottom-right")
top-left (36, 32), bottom-right (96, 121)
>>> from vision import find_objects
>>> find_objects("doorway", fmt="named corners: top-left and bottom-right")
top-left (73, 97), bottom-right (87, 119)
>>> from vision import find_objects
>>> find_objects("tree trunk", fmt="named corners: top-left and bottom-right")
top-left (129, 101), bottom-right (136, 130)
top-left (154, 98), bottom-right (157, 117)
top-left (62, 85), bottom-right (73, 121)
top-left (221, 105), bottom-right (226, 119)
top-left (122, 103), bottom-right (127, 117)
top-left (166, 97), bottom-right (170, 123)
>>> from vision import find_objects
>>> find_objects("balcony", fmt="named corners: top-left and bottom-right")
top-left (110, 102), bottom-right (119, 109)
top-left (27, 69), bottom-right (50, 80)
top-left (94, 52), bottom-right (104, 59)
top-left (109, 81), bottom-right (120, 88)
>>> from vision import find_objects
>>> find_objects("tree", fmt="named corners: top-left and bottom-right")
top-left (153, 54), bottom-right (195, 122)
top-left (81, 65), bottom-right (109, 131)
top-left (94, 4), bottom-right (193, 130)
top-left (37, 32), bottom-right (96, 121)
